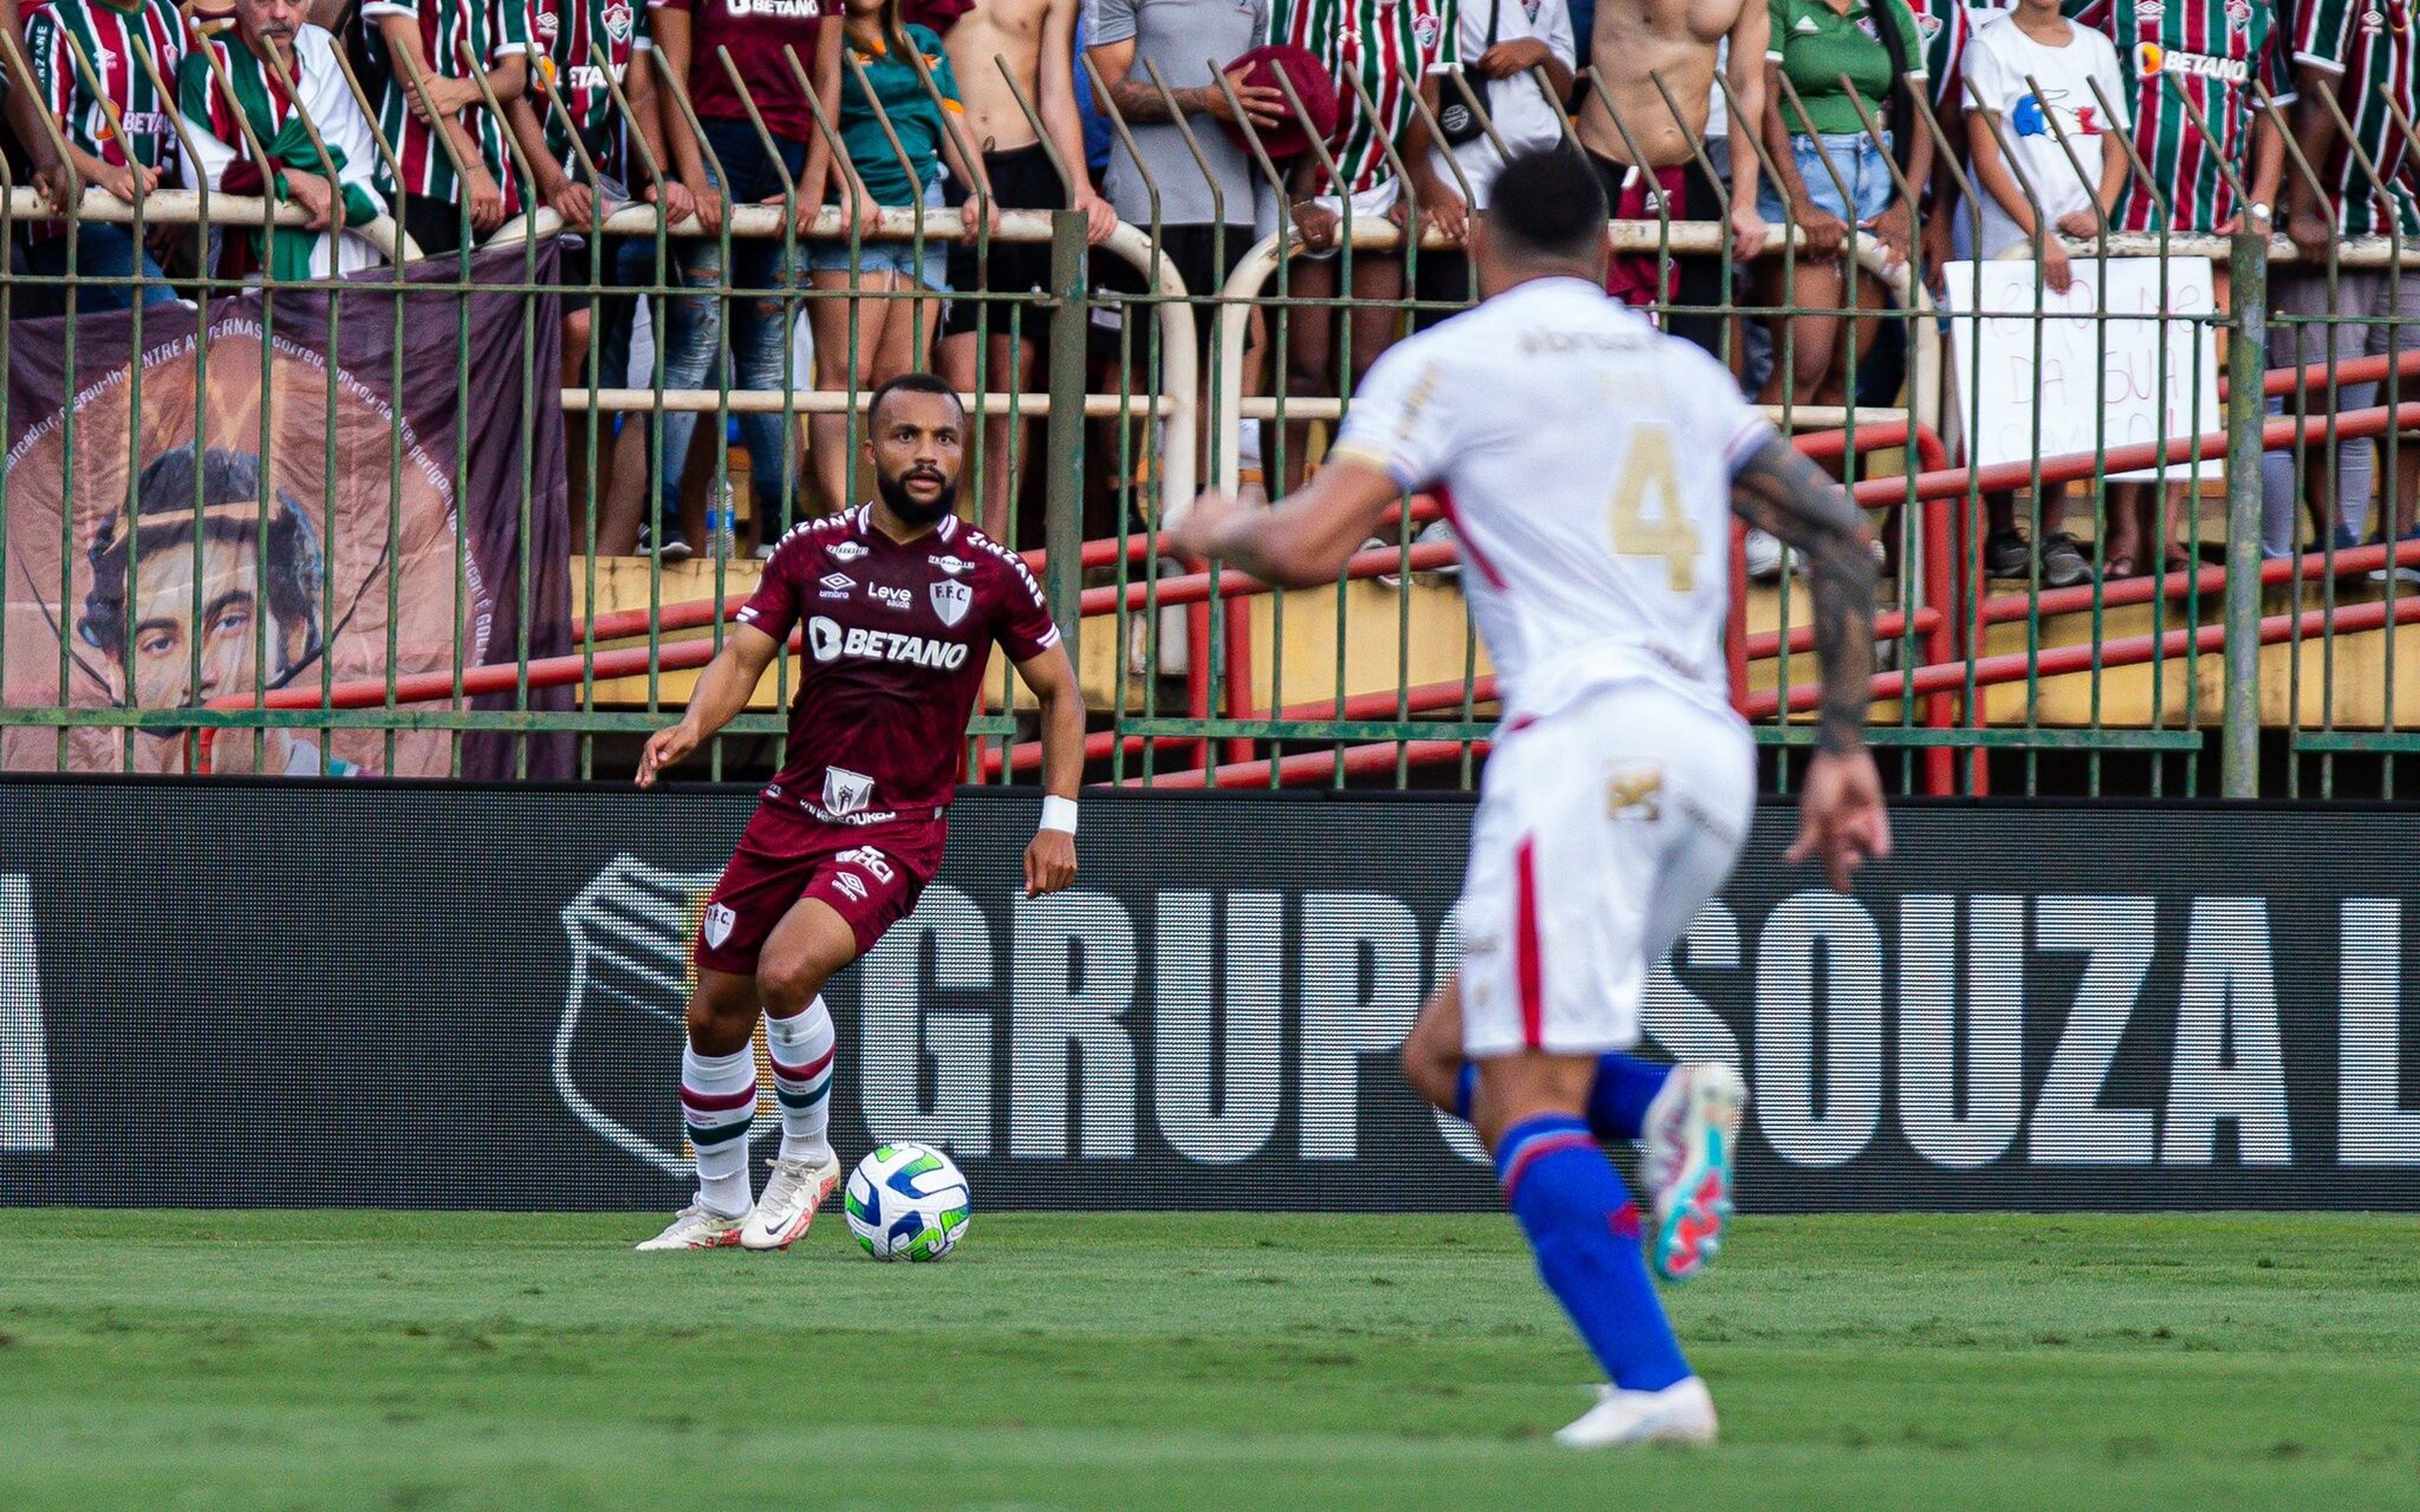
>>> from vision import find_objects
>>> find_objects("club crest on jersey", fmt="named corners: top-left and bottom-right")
top-left (1915, 9), bottom-right (1942, 39)
top-left (828, 540), bottom-right (869, 563)
top-left (930, 578), bottom-right (972, 627)
top-left (1413, 11), bottom-right (1441, 48)
top-left (701, 902), bottom-right (736, 947)
top-left (604, 0), bottom-right (635, 42)
top-left (1607, 763), bottom-right (1665, 821)
top-left (2222, 0), bottom-right (2249, 27)
top-left (823, 765), bottom-right (876, 816)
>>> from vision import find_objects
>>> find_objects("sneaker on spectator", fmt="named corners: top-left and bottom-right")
top-left (1744, 528), bottom-right (1785, 582)
top-left (2039, 532), bottom-right (2095, 589)
top-left (1371, 522), bottom-right (1460, 589)
top-left (639, 521), bottom-right (693, 563)
top-left (2368, 527), bottom-right (2420, 586)
top-left (1983, 529), bottom-right (2033, 579)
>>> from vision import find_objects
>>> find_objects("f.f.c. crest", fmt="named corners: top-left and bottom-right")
top-left (930, 578), bottom-right (972, 627)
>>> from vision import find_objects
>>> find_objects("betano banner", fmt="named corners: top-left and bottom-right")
top-left (0, 781), bottom-right (2416, 1210)
top-left (1, 245), bottom-right (572, 779)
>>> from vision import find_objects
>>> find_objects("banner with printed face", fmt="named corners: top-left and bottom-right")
top-left (1, 782), bottom-right (2417, 1210)
top-left (1, 245), bottom-right (572, 779)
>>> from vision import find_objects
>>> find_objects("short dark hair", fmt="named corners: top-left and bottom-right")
top-left (79, 445), bottom-right (325, 680)
top-left (1485, 148), bottom-right (1608, 266)
top-left (867, 372), bottom-right (965, 429)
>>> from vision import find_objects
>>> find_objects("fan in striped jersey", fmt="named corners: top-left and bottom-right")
top-left (2070, 0), bottom-right (2294, 234)
top-left (1264, 0), bottom-right (1460, 199)
top-left (17, 0), bottom-right (186, 246)
top-left (360, 0), bottom-right (538, 226)
top-left (2282, 0), bottom-right (2419, 238)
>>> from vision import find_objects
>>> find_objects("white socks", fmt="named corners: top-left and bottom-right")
top-left (681, 1045), bottom-right (756, 1218)
top-left (764, 997), bottom-right (836, 1167)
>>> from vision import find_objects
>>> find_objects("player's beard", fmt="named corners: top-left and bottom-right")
top-left (878, 467), bottom-right (959, 527)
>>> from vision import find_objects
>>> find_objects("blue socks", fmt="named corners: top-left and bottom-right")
top-left (1454, 1054), bottom-right (1674, 1142)
top-left (1497, 1113), bottom-right (1691, 1393)
top-left (1587, 1053), bottom-right (1674, 1142)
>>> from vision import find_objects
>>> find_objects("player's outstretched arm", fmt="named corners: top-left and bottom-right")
top-left (1728, 434), bottom-right (1893, 890)
top-left (635, 624), bottom-right (782, 788)
top-left (1013, 643), bottom-right (1085, 898)
top-left (1167, 459), bottom-right (1403, 590)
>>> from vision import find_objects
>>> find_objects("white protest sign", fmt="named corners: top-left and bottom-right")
top-left (1940, 257), bottom-right (2222, 483)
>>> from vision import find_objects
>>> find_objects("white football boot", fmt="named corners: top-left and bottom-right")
top-left (1553, 1377), bottom-right (1719, 1449)
top-left (1640, 1062), bottom-right (1748, 1283)
top-left (634, 1200), bottom-right (749, 1251)
top-left (739, 1155), bottom-right (843, 1251)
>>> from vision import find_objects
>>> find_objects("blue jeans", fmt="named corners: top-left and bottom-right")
top-left (21, 225), bottom-right (176, 315)
top-left (1759, 130), bottom-right (1896, 229)
top-left (655, 118), bottom-right (813, 531)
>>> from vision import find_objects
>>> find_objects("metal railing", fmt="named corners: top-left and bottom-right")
top-left (3, 11), bottom-right (2418, 799)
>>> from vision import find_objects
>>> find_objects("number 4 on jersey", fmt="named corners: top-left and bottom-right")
top-left (1607, 422), bottom-right (1701, 592)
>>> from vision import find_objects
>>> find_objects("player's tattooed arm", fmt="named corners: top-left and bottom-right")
top-left (1729, 435), bottom-right (1877, 755)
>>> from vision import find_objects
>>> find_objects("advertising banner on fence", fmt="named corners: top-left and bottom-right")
top-left (1, 246), bottom-right (572, 779)
top-left (1, 781), bottom-right (2416, 1210)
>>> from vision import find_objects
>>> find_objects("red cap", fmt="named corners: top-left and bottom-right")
top-left (1219, 44), bottom-right (1340, 163)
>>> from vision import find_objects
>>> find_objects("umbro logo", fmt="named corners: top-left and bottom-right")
top-left (821, 573), bottom-right (855, 591)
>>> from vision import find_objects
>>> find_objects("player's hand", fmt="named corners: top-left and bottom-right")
top-left (1407, 177), bottom-right (1469, 244)
top-left (1785, 747), bottom-right (1892, 892)
top-left (636, 721), bottom-right (701, 788)
top-left (1023, 828), bottom-right (1077, 898)
top-left (1166, 489), bottom-right (1257, 563)
top-left (959, 192), bottom-right (1000, 245)
top-left (95, 160), bottom-right (158, 205)
top-left (33, 153), bottom-right (76, 215)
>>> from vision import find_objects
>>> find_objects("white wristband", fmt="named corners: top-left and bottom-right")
top-left (1039, 795), bottom-right (1078, 835)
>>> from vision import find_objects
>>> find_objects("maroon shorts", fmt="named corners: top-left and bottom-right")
top-left (693, 802), bottom-right (948, 975)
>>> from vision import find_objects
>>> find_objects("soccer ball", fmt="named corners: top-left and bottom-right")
top-left (844, 1142), bottom-right (972, 1261)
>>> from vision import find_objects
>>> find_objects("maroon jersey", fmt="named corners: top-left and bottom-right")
top-left (734, 505), bottom-right (1061, 824)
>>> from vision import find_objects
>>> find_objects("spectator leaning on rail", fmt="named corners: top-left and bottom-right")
top-left (2077, 0), bottom-right (2290, 577)
top-left (14, 0), bottom-right (185, 314)
top-left (643, 0), bottom-right (848, 559)
top-left (1959, 0), bottom-right (2127, 587)
top-left (1582, 0), bottom-right (1770, 358)
top-left (361, 0), bottom-right (534, 252)
top-left (1266, 0), bottom-right (1461, 493)
top-left (2271, 0), bottom-right (2420, 560)
top-left (1414, 0), bottom-right (1574, 320)
top-left (1754, 0), bottom-right (1932, 411)
top-left (176, 0), bottom-right (386, 278)
top-left (935, 0), bottom-right (1119, 544)
top-left (0, 0), bottom-right (73, 207)
top-left (808, 0), bottom-right (996, 513)
top-left (1082, 0), bottom-right (1284, 488)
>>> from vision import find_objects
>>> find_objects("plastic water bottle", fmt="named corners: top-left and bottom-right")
top-left (707, 481), bottom-right (737, 561)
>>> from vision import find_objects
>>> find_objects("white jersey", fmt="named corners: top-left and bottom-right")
top-left (1329, 276), bottom-right (1775, 723)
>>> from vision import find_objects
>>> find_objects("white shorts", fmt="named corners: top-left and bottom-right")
top-left (1456, 682), bottom-right (1755, 1060)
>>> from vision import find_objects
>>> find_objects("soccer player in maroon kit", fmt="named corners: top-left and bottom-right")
top-left (632, 373), bottom-right (1085, 1251)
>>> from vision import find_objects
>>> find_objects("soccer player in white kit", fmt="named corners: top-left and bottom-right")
top-left (1175, 149), bottom-right (1891, 1448)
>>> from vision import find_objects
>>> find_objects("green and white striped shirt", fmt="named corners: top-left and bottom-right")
top-left (1266, 0), bottom-right (1460, 198)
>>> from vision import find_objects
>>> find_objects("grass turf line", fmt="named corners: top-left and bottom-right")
top-left (0, 1211), bottom-right (2413, 1510)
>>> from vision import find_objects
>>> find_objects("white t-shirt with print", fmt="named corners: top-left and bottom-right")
top-left (1430, 0), bottom-right (1577, 208)
top-left (1962, 15), bottom-right (2129, 258)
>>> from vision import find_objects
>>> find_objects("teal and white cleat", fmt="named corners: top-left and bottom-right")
top-left (1643, 1063), bottom-right (1748, 1283)
top-left (1553, 1377), bottom-right (1719, 1448)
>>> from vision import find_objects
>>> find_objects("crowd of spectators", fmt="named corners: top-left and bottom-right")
top-left (0, 0), bottom-right (2409, 576)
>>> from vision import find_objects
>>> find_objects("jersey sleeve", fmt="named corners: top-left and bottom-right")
top-left (991, 551), bottom-right (1063, 662)
top-left (1672, 340), bottom-right (1776, 477)
top-left (1886, 0), bottom-right (1927, 81)
top-left (734, 542), bottom-right (807, 641)
top-left (1961, 24), bottom-right (2014, 114)
top-left (493, 0), bottom-right (539, 60)
top-left (1328, 336), bottom-right (1456, 493)
top-left (2292, 0), bottom-right (2353, 73)
top-left (1427, 0), bottom-right (1461, 72)
top-left (1540, 0), bottom-right (1576, 67)
top-left (1086, 0), bottom-right (1139, 50)
top-left (23, 11), bottom-right (72, 134)
top-left (2257, 19), bottom-right (2298, 107)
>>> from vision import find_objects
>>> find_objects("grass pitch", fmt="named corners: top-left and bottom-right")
top-left (1, 1211), bottom-right (2413, 1510)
